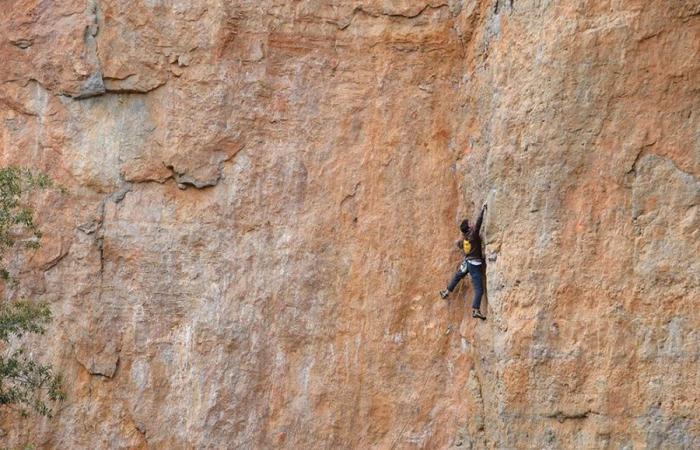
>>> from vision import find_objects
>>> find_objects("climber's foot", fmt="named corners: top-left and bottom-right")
top-left (472, 309), bottom-right (486, 320)
top-left (439, 289), bottom-right (450, 299)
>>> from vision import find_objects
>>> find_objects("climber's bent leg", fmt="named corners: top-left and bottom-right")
top-left (447, 268), bottom-right (468, 292)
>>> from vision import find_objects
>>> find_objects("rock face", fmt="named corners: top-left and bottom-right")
top-left (1, 0), bottom-right (698, 448)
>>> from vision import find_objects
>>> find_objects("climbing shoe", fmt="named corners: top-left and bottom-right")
top-left (439, 289), bottom-right (450, 299)
top-left (472, 309), bottom-right (486, 320)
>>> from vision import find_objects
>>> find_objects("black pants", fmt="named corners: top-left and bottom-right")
top-left (447, 261), bottom-right (485, 309)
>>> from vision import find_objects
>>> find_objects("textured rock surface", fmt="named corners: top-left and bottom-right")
top-left (1, 0), bottom-right (698, 448)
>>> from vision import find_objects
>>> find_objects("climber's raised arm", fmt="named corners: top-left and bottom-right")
top-left (474, 203), bottom-right (487, 234)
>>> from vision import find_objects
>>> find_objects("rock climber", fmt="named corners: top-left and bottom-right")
top-left (439, 203), bottom-right (488, 320)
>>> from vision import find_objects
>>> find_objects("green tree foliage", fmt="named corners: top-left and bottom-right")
top-left (0, 167), bottom-right (65, 417)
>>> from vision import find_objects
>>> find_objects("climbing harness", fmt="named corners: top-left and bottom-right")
top-left (459, 258), bottom-right (469, 273)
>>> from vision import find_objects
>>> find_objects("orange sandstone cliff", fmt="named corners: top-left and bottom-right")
top-left (1, 0), bottom-right (698, 448)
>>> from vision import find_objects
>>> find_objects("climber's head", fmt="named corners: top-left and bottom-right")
top-left (460, 219), bottom-right (470, 235)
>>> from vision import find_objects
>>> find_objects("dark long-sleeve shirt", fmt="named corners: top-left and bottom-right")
top-left (456, 208), bottom-right (485, 262)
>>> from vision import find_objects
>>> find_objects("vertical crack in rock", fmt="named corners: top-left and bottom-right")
top-left (471, 367), bottom-right (488, 445)
top-left (74, 0), bottom-right (105, 98)
top-left (95, 200), bottom-right (107, 297)
top-left (73, 184), bottom-right (132, 379)
top-left (494, 0), bottom-right (515, 14)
